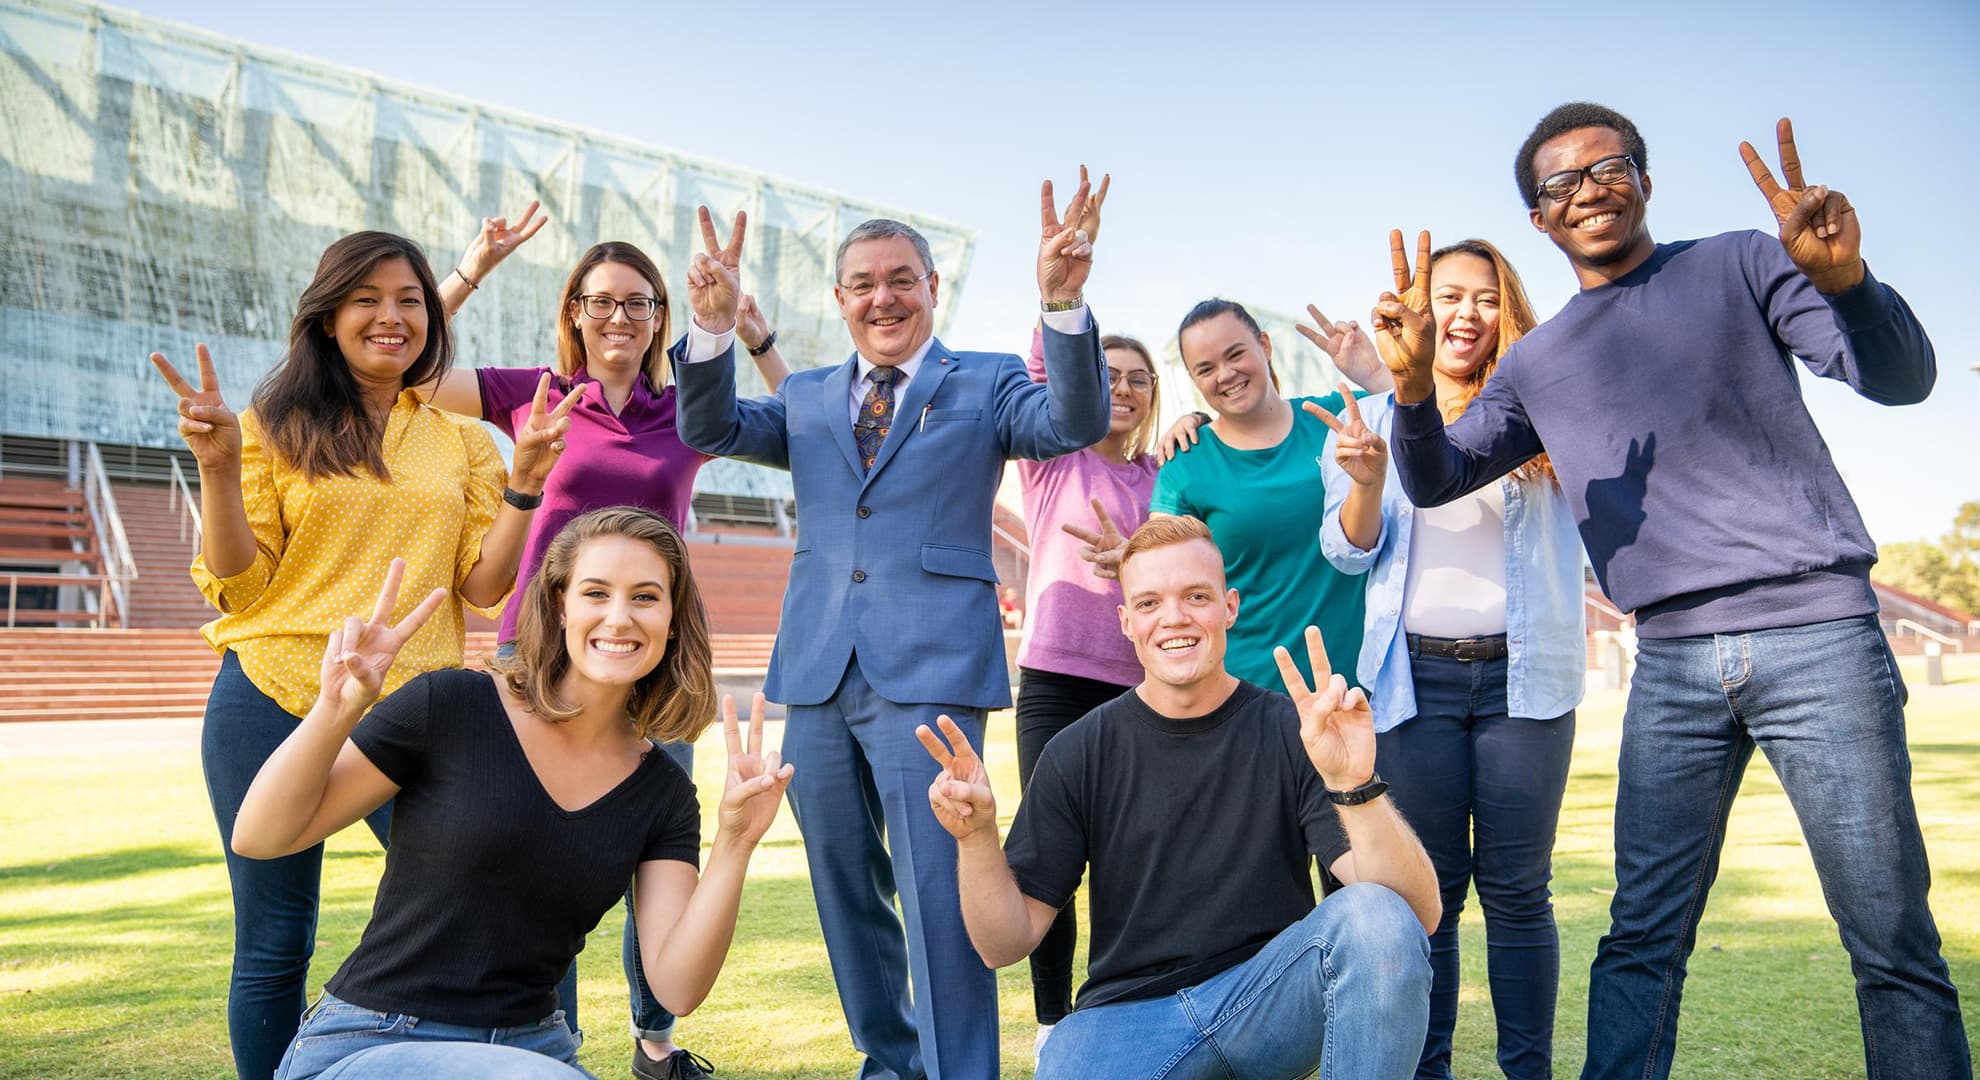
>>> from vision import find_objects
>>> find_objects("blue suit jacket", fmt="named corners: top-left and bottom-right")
top-left (675, 326), bottom-right (1108, 708)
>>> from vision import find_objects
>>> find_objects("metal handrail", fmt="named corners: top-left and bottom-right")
top-left (82, 443), bottom-right (138, 628)
top-left (991, 522), bottom-right (1031, 560)
top-left (1893, 618), bottom-right (1964, 655)
top-left (170, 455), bottom-right (203, 553)
top-left (1584, 593), bottom-right (1627, 622)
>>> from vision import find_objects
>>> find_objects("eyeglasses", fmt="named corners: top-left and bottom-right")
top-left (1535, 154), bottom-right (1638, 203)
top-left (577, 294), bottom-right (660, 321)
top-left (838, 272), bottom-right (931, 299)
top-left (1108, 370), bottom-right (1155, 392)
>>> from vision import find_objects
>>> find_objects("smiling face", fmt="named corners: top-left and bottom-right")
top-left (1104, 344), bottom-right (1155, 439)
top-left (835, 236), bottom-right (939, 366)
top-left (329, 256), bottom-right (428, 392)
top-left (1430, 252), bottom-right (1502, 380)
top-left (1118, 536), bottom-right (1239, 694)
top-left (1528, 126), bottom-right (1655, 286)
top-left (559, 534), bottom-right (674, 690)
top-left (569, 261), bottom-right (660, 378)
top-left (1180, 313), bottom-right (1275, 419)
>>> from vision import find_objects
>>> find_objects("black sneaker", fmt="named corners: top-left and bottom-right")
top-left (631, 1043), bottom-right (715, 1080)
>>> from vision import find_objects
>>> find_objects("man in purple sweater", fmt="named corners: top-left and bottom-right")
top-left (1380, 103), bottom-right (1967, 1079)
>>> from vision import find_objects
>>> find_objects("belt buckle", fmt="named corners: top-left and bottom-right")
top-left (1453, 638), bottom-right (1490, 662)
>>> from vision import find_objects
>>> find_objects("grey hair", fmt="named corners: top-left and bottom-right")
top-left (834, 218), bottom-right (936, 280)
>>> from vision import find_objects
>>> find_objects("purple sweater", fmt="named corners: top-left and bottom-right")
top-left (1392, 231), bottom-right (1935, 638)
top-left (478, 365), bottom-right (709, 643)
top-left (1015, 330), bottom-right (1160, 686)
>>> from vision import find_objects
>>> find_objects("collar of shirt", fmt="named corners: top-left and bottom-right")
top-left (853, 336), bottom-right (936, 393)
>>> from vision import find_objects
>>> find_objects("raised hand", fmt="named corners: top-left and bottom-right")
top-left (1274, 625), bottom-right (1376, 792)
top-left (1158, 411), bottom-right (1206, 463)
top-left (1072, 170), bottom-right (1111, 246)
top-left (1060, 497), bottom-right (1129, 582)
top-left (1740, 117), bottom-right (1863, 295)
top-left (317, 558), bottom-right (449, 715)
top-left (1297, 305), bottom-right (1386, 392)
top-left (1038, 166), bottom-right (1100, 304)
top-left (1304, 382), bottom-right (1388, 487)
top-left (916, 715), bottom-right (997, 842)
top-left (1371, 230), bottom-right (1436, 403)
top-left (716, 692), bottom-right (794, 846)
top-left (688, 206), bottom-right (746, 332)
top-left (735, 294), bottom-right (770, 352)
top-left (508, 372), bottom-right (584, 493)
top-left (459, 199), bottom-right (548, 284)
top-left (151, 344), bottom-right (241, 472)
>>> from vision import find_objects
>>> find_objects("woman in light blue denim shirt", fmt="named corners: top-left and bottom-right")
top-left (1312, 239), bottom-right (1584, 1080)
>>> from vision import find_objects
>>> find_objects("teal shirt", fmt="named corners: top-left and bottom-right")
top-left (1150, 394), bottom-right (1366, 690)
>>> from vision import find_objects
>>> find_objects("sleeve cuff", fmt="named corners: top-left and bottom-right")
top-left (1040, 304), bottom-right (1092, 336)
top-left (1824, 264), bottom-right (1894, 331)
top-left (1389, 395), bottom-right (1447, 440)
top-left (683, 319), bottom-right (737, 364)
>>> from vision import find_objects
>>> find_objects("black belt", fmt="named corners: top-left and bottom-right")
top-left (1407, 633), bottom-right (1508, 662)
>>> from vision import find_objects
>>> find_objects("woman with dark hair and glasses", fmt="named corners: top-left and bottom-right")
top-left (417, 206), bottom-right (788, 1080)
top-left (151, 230), bottom-right (574, 1080)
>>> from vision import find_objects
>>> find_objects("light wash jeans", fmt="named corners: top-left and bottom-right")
top-left (1036, 883), bottom-right (1431, 1080)
top-left (1583, 614), bottom-right (1969, 1079)
top-left (273, 991), bottom-right (595, 1079)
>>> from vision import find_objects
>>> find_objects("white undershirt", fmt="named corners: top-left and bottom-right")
top-left (1402, 480), bottom-right (1509, 639)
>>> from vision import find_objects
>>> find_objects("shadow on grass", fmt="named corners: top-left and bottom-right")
top-left (0, 844), bottom-right (217, 885)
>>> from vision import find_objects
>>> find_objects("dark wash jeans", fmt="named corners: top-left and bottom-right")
top-left (1584, 614), bottom-right (1970, 1080)
top-left (202, 650), bottom-right (394, 1080)
top-left (1378, 653), bottom-right (1575, 1080)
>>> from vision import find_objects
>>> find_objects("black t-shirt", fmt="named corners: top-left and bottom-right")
top-left (1003, 679), bottom-right (1351, 1011)
top-left (323, 668), bottom-right (702, 1027)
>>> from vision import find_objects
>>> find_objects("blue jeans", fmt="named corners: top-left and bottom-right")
top-left (203, 651), bottom-right (394, 1080)
top-left (1035, 883), bottom-right (1432, 1080)
top-left (273, 991), bottom-right (594, 1079)
top-left (492, 642), bottom-right (691, 1044)
top-left (1379, 654), bottom-right (1574, 1080)
top-left (1584, 615), bottom-right (1969, 1079)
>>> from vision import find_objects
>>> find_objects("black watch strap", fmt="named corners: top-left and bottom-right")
top-left (502, 487), bottom-right (543, 511)
top-left (747, 330), bottom-right (777, 357)
top-left (1325, 773), bottom-right (1388, 806)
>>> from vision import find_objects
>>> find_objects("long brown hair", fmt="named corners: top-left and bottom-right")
top-left (254, 231), bottom-right (453, 480)
top-left (1101, 333), bottom-right (1161, 462)
top-left (558, 242), bottom-right (673, 388)
top-left (493, 507), bottom-right (715, 743)
top-left (1430, 239), bottom-right (1554, 483)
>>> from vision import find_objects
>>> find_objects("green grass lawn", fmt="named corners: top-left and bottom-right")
top-left (3, 656), bottom-right (1976, 1078)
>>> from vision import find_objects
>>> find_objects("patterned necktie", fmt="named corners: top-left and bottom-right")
top-left (854, 365), bottom-right (902, 472)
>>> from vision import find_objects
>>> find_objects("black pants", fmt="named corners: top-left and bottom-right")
top-left (1014, 667), bottom-right (1134, 1025)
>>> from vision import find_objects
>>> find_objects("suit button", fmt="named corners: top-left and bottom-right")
top-left (857, 505), bottom-right (872, 519)
top-left (852, 570), bottom-right (867, 583)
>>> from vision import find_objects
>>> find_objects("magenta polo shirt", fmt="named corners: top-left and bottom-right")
top-left (478, 365), bottom-right (710, 643)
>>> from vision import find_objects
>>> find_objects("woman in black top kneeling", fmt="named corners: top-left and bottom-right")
top-left (231, 507), bottom-right (792, 1080)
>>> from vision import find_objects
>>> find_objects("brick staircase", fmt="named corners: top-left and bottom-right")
top-left (111, 480), bottom-right (215, 629)
top-left (0, 476), bottom-right (110, 626)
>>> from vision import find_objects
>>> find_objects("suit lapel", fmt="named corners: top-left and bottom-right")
top-left (822, 354), bottom-right (863, 475)
top-left (865, 338), bottom-right (955, 488)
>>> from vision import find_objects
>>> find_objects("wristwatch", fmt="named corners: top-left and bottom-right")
top-left (1325, 773), bottom-right (1389, 806)
top-left (747, 330), bottom-right (777, 357)
top-left (1040, 295), bottom-right (1084, 313)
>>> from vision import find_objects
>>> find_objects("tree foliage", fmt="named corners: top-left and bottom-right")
top-left (1873, 500), bottom-right (1980, 617)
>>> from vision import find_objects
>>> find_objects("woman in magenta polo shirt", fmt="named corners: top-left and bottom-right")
top-left (423, 205), bottom-right (789, 1080)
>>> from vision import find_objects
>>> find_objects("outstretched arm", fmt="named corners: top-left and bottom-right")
top-left (1001, 168), bottom-right (1111, 458)
top-left (917, 717), bottom-right (1060, 968)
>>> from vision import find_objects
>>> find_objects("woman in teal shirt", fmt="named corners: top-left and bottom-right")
top-left (1152, 299), bottom-right (1387, 688)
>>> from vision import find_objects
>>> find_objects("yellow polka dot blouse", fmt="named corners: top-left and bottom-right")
top-left (191, 389), bottom-right (508, 718)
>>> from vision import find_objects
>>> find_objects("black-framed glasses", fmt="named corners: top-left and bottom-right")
top-left (838, 272), bottom-right (931, 299)
top-left (1535, 154), bottom-right (1637, 203)
top-left (578, 294), bottom-right (659, 321)
top-left (1108, 369), bottom-right (1155, 392)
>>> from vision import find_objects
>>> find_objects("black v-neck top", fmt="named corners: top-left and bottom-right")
top-left (324, 668), bottom-right (701, 1026)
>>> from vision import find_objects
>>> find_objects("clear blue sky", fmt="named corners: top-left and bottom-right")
top-left (135, 0), bottom-right (1980, 544)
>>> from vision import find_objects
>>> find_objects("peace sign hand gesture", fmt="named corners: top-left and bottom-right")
top-left (1038, 166), bottom-right (1104, 305)
top-left (317, 558), bottom-right (449, 716)
top-left (1274, 626), bottom-right (1376, 792)
top-left (1304, 382), bottom-right (1388, 487)
top-left (1740, 118), bottom-right (1863, 295)
top-left (1371, 230), bottom-right (1437, 404)
top-left (688, 206), bottom-right (746, 333)
top-left (716, 692), bottom-right (794, 847)
top-left (1060, 497), bottom-right (1129, 581)
top-left (151, 344), bottom-right (241, 473)
top-left (458, 199), bottom-right (548, 285)
top-left (508, 373), bottom-right (584, 494)
top-left (1297, 305), bottom-right (1386, 392)
top-left (916, 715), bottom-right (998, 844)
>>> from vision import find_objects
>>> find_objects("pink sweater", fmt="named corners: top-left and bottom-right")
top-left (1015, 329), bottom-right (1160, 687)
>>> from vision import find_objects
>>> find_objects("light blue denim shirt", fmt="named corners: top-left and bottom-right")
top-left (1320, 393), bottom-right (1587, 732)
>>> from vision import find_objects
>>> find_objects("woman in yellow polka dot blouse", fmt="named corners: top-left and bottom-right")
top-left (149, 230), bottom-right (578, 1080)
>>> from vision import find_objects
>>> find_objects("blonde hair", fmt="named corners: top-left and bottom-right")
top-left (493, 507), bottom-right (714, 742)
top-left (557, 242), bottom-right (673, 389)
top-left (1120, 514), bottom-right (1219, 577)
top-left (1101, 333), bottom-right (1160, 463)
top-left (1431, 239), bottom-right (1554, 483)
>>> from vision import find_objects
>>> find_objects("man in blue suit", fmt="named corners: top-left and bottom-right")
top-left (674, 175), bottom-right (1111, 1079)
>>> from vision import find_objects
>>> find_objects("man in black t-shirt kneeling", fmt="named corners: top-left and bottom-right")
top-left (917, 514), bottom-right (1440, 1079)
